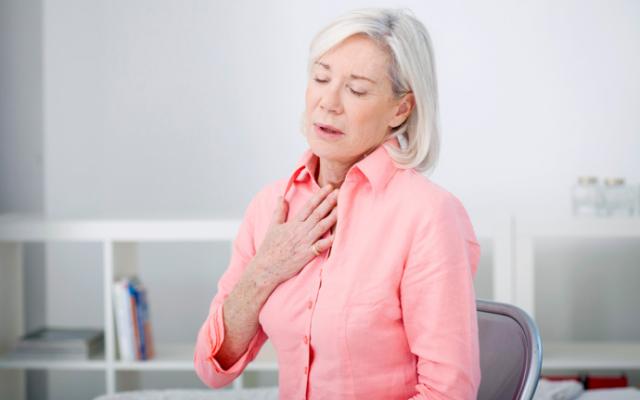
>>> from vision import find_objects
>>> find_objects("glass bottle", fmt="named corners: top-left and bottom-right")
top-left (571, 176), bottom-right (604, 217)
top-left (603, 178), bottom-right (635, 217)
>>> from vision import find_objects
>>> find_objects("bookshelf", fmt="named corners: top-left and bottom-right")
top-left (542, 342), bottom-right (640, 370)
top-left (515, 216), bottom-right (640, 375)
top-left (1, 214), bottom-right (639, 397)
top-left (0, 216), bottom-right (279, 398)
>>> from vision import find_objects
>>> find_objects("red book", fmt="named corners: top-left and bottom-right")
top-left (585, 374), bottom-right (628, 389)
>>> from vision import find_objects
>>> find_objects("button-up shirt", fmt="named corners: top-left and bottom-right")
top-left (194, 137), bottom-right (481, 399)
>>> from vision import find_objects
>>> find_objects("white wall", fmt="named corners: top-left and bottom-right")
top-left (43, 0), bottom-right (640, 220)
top-left (2, 0), bottom-right (639, 397)
top-left (0, 0), bottom-right (43, 214)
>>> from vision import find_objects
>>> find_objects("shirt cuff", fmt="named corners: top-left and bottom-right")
top-left (203, 301), bottom-right (260, 375)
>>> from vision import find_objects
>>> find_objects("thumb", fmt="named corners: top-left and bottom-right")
top-left (272, 196), bottom-right (288, 225)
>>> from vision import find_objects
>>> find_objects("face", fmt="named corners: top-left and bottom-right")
top-left (304, 33), bottom-right (414, 165)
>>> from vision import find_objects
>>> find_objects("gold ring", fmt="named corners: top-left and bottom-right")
top-left (311, 243), bottom-right (321, 256)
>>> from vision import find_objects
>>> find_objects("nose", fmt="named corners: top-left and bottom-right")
top-left (319, 83), bottom-right (343, 114)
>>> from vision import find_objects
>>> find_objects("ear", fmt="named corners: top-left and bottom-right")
top-left (389, 92), bottom-right (415, 128)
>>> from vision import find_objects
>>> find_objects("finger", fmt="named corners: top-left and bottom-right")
top-left (271, 196), bottom-right (289, 225)
top-left (308, 206), bottom-right (338, 240)
top-left (311, 234), bottom-right (334, 256)
top-left (306, 188), bottom-right (338, 225)
top-left (293, 184), bottom-right (333, 222)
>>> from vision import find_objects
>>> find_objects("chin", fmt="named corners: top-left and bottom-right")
top-left (308, 137), bottom-right (345, 160)
top-left (315, 149), bottom-right (361, 170)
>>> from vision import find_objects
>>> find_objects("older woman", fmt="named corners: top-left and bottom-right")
top-left (194, 7), bottom-right (481, 400)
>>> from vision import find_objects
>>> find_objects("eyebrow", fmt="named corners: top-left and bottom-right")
top-left (314, 61), bottom-right (377, 84)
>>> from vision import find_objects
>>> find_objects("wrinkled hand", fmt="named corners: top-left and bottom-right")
top-left (252, 184), bottom-right (338, 287)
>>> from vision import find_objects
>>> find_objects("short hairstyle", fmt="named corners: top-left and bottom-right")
top-left (301, 7), bottom-right (441, 174)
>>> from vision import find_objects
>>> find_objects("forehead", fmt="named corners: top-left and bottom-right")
top-left (315, 34), bottom-right (390, 79)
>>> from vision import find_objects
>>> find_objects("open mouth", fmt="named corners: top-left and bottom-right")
top-left (315, 123), bottom-right (344, 135)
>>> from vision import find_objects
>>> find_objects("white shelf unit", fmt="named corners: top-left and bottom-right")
top-left (0, 216), bottom-right (278, 398)
top-left (515, 216), bottom-right (640, 372)
top-left (2, 214), bottom-right (639, 396)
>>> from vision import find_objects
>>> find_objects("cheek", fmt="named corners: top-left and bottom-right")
top-left (347, 104), bottom-right (393, 146)
top-left (349, 102), bottom-right (384, 130)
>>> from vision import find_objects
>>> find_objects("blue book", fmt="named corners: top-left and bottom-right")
top-left (139, 285), bottom-right (154, 359)
top-left (127, 278), bottom-right (146, 360)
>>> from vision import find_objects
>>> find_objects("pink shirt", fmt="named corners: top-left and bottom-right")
top-left (194, 137), bottom-right (481, 399)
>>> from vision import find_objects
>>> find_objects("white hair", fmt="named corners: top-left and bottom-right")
top-left (301, 7), bottom-right (441, 174)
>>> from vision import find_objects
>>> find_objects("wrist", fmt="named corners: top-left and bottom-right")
top-left (245, 258), bottom-right (279, 293)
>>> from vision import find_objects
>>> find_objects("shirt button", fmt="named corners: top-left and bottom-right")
top-left (304, 366), bottom-right (308, 375)
top-left (307, 300), bottom-right (313, 310)
top-left (303, 335), bottom-right (309, 344)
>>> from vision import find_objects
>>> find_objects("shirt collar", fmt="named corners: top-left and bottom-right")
top-left (283, 137), bottom-right (400, 197)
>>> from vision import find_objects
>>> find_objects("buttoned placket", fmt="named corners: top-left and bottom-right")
top-left (302, 236), bottom-right (328, 398)
top-left (284, 159), bottom-right (363, 399)
top-left (301, 174), bottom-right (362, 399)
top-left (300, 167), bottom-right (319, 397)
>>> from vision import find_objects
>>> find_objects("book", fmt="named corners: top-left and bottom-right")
top-left (585, 373), bottom-right (628, 389)
top-left (128, 278), bottom-right (147, 360)
top-left (8, 327), bottom-right (104, 360)
top-left (112, 276), bottom-right (154, 361)
top-left (112, 278), bottom-right (136, 361)
top-left (139, 284), bottom-right (155, 359)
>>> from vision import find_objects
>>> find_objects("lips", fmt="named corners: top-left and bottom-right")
top-left (315, 123), bottom-right (344, 135)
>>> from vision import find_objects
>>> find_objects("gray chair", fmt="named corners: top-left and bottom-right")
top-left (477, 299), bottom-right (543, 400)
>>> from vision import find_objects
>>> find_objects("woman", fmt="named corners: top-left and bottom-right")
top-left (195, 7), bottom-right (481, 400)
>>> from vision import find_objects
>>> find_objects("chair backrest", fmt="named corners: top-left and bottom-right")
top-left (476, 299), bottom-right (543, 400)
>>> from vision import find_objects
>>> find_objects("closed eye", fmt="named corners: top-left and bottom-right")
top-left (313, 78), bottom-right (366, 97)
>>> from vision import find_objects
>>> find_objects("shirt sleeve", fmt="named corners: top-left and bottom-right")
top-left (401, 193), bottom-right (482, 400)
top-left (193, 190), bottom-right (269, 389)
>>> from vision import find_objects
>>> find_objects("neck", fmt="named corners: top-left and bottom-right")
top-left (314, 144), bottom-right (380, 189)
top-left (315, 157), bottom-right (350, 189)
top-left (313, 135), bottom-right (397, 189)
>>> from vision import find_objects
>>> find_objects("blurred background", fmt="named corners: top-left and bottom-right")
top-left (1, 0), bottom-right (639, 399)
